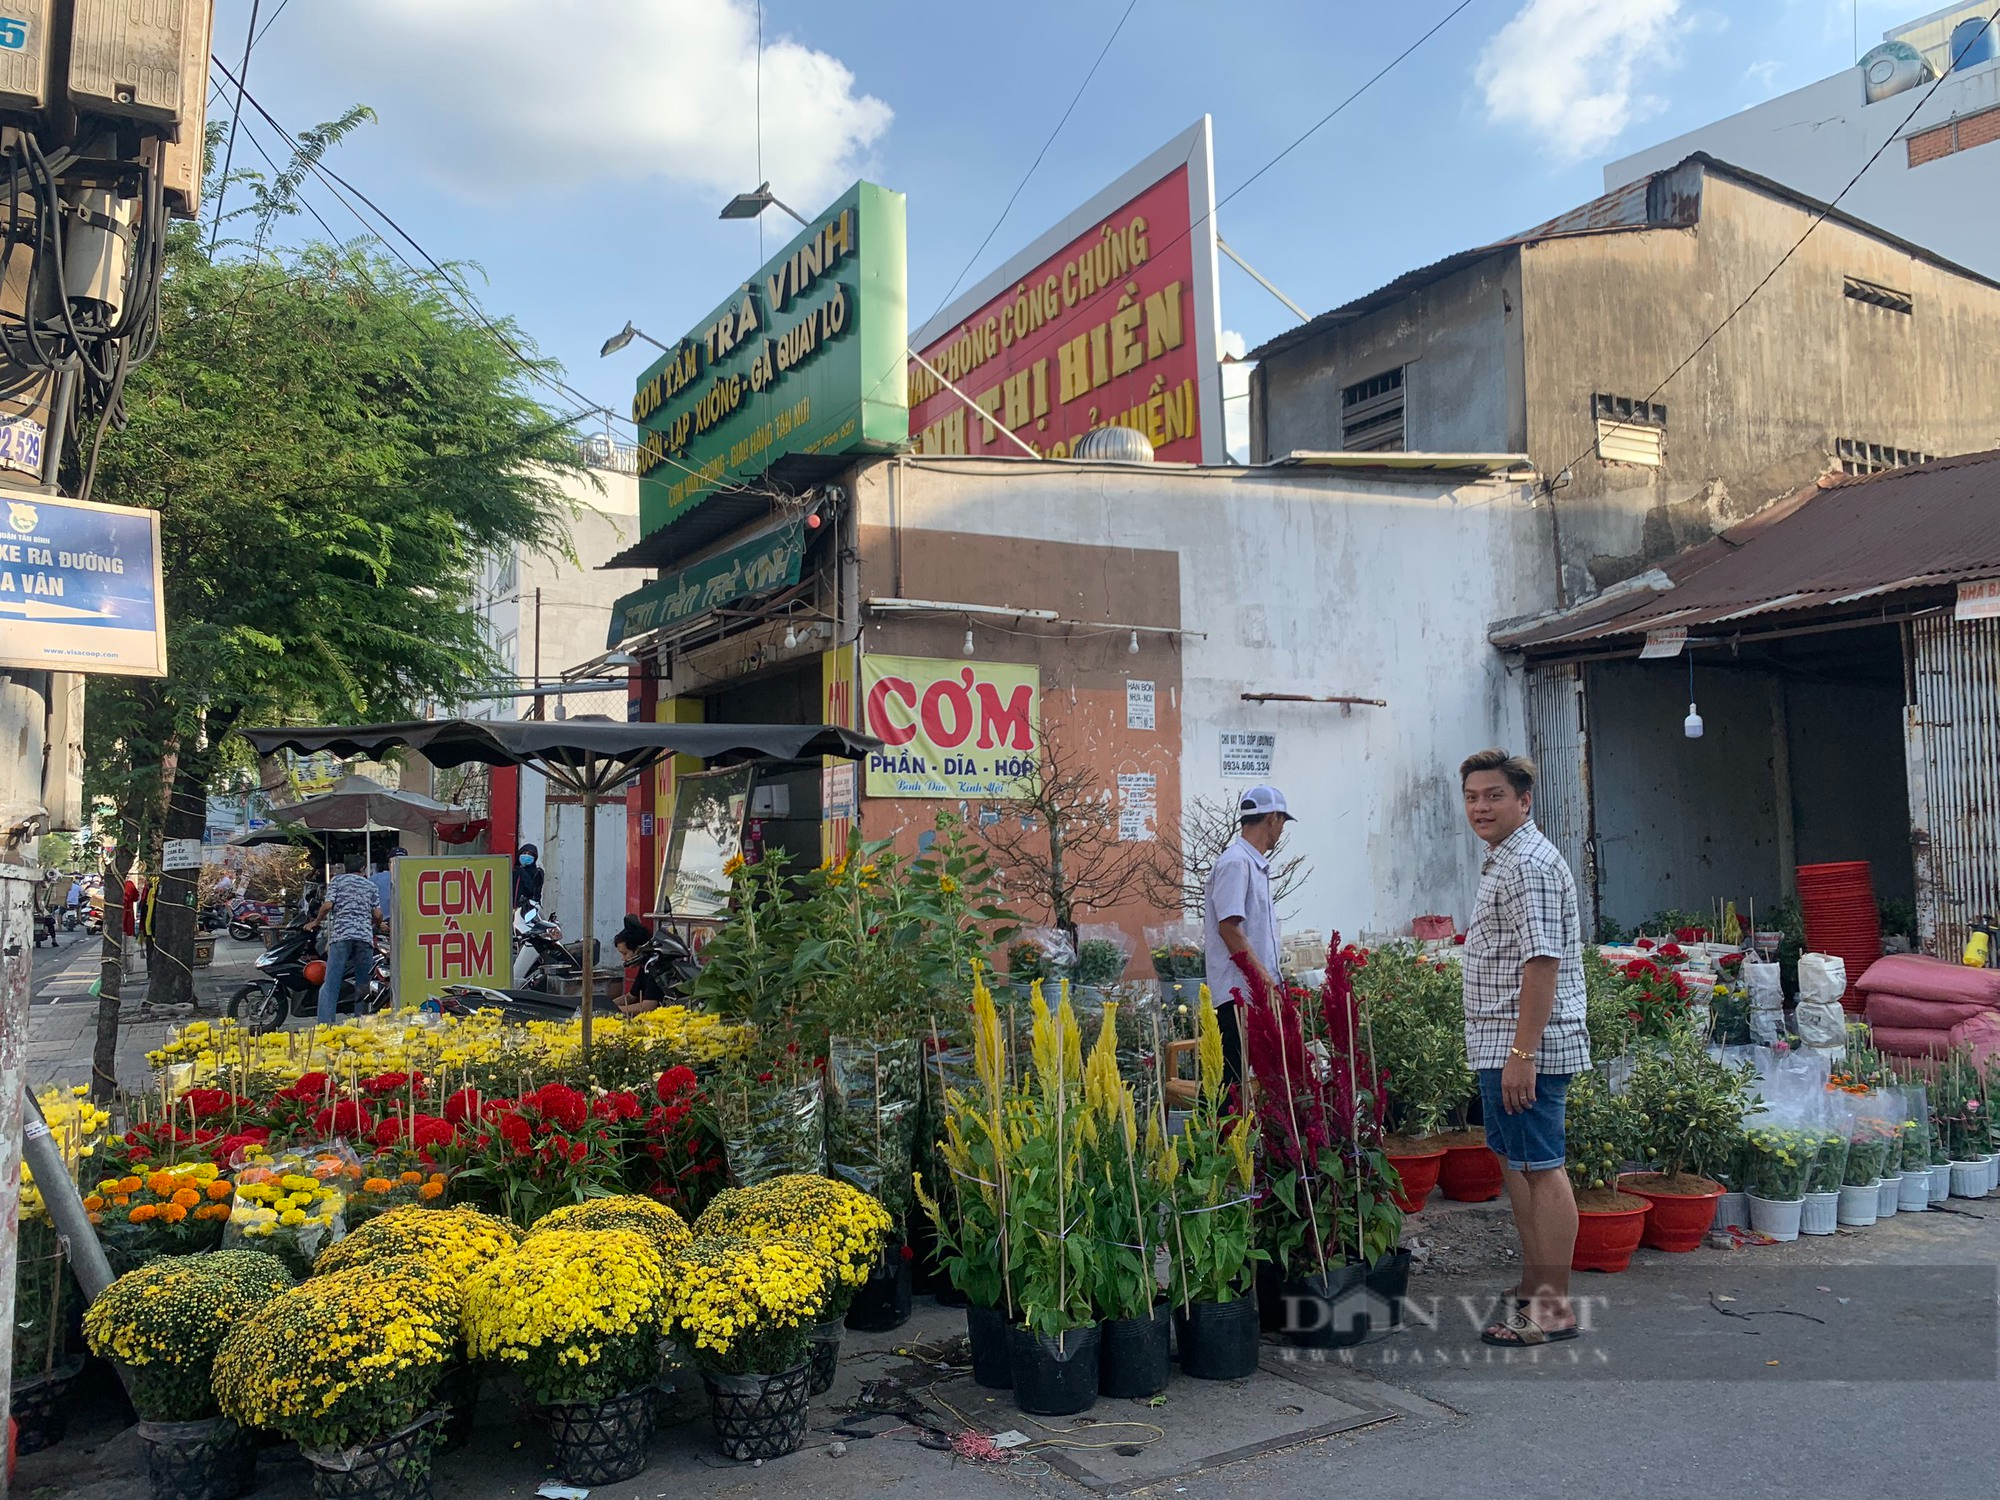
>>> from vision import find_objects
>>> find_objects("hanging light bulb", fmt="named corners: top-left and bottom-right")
top-left (783, 623), bottom-right (798, 649)
top-left (1683, 654), bottom-right (1702, 738)
top-left (962, 628), bottom-right (975, 657)
top-left (1128, 630), bottom-right (1140, 655)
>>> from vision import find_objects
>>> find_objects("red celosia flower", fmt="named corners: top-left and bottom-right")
top-left (182, 1088), bottom-right (248, 1121)
top-left (656, 1065), bottom-right (698, 1103)
top-left (281, 1072), bottom-right (331, 1101)
top-left (442, 1087), bottom-right (484, 1125)
top-left (522, 1083), bottom-right (588, 1132)
top-left (360, 1071), bottom-right (423, 1097)
top-left (592, 1090), bottom-right (641, 1123)
top-left (313, 1101), bottom-right (376, 1138)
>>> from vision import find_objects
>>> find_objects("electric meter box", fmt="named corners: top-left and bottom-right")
top-left (158, 0), bottom-right (212, 216)
top-left (68, 0), bottom-right (208, 133)
top-left (0, 1), bottom-right (54, 115)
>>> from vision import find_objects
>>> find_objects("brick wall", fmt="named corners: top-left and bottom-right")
top-left (1907, 105), bottom-right (2000, 166)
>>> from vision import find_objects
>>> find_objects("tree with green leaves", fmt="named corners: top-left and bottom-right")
top-left (80, 113), bottom-right (586, 1090)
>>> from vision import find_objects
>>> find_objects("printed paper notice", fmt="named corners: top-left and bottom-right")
top-left (1126, 679), bottom-right (1156, 731)
top-left (1220, 731), bottom-right (1276, 779)
top-left (162, 838), bottom-right (201, 872)
top-left (1117, 772), bottom-right (1157, 842)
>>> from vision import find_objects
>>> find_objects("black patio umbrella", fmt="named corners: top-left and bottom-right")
top-left (239, 717), bottom-right (879, 1059)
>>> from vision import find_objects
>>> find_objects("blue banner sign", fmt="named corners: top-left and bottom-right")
top-left (0, 488), bottom-right (166, 676)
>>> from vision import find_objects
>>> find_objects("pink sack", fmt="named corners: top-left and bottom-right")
top-left (1948, 1011), bottom-right (2000, 1070)
top-left (1863, 992), bottom-right (1988, 1031)
top-left (1854, 955), bottom-right (2000, 1010)
top-left (1864, 1024), bottom-right (1956, 1059)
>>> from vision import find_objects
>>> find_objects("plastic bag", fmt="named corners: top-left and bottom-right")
top-left (1842, 1089), bottom-right (1899, 1186)
top-left (1796, 953), bottom-right (1847, 1005)
top-left (1145, 921), bottom-right (1205, 980)
top-left (718, 1076), bottom-right (825, 1188)
top-left (1074, 924), bottom-right (1133, 987)
top-left (1007, 927), bottom-right (1077, 984)
top-left (1803, 1092), bottom-right (1853, 1194)
top-left (1742, 958), bottom-right (1784, 1043)
top-left (826, 1037), bottom-right (920, 1221)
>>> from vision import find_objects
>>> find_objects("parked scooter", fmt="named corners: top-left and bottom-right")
top-left (197, 898), bottom-right (232, 933)
top-left (225, 921), bottom-right (389, 1034)
top-left (444, 924), bottom-right (698, 1022)
top-left (226, 897), bottom-right (285, 942)
top-left (512, 901), bottom-right (598, 992)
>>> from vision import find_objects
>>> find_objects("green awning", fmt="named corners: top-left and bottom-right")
top-left (606, 517), bottom-right (806, 649)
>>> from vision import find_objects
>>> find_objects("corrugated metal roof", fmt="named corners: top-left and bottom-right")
top-left (1492, 449), bottom-right (2000, 655)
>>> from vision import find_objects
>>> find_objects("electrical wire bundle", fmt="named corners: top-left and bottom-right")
top-left (0, 128), bottom-right (167, 492)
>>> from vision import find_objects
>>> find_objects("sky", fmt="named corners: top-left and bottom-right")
top-left (213, 0), bottom-right (1929, 460)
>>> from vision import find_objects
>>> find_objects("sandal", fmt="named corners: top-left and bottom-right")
top-left (1480, 1306), bottom-right (1579, 1347)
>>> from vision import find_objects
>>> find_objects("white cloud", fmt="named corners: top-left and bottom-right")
top-left (276, 0), bottom-right (892, 206)
top-left (1475, 0), bottom-right (1687, 162)
top-left (1220, 330), bottom-right (1250, 464)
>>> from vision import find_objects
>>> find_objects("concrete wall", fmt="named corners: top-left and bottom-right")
top-left (851, 456), bottom-right (1556, 944)
top-left (1250, 253), bottom-right (1524, 462)
top-left (1606, 56), bottom-right (2000, 282)
top-left (1521, 169), bottom-right (2000, 596)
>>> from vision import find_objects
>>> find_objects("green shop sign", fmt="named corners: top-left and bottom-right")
top-left (633, 181), bottom-right (908, 537)
top-left (606, 518), bottom-right (806, 648)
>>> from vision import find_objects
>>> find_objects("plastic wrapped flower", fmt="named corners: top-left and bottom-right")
top-left (694, 1174), bottom-right (890, 1316)
top-left (528, 1195), bottom-right (692, 1259)
top-left (464, 1229), bottom-right (666, 1407)
top-left (83, 1250), bottom-right (294, 1422)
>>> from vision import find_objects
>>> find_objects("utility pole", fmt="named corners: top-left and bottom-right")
top-left (0, 6), bottom-right (214, 1482)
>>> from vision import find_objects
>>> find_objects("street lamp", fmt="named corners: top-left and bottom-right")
top-left (599, 321), bottom-right (673, 358)
top-left (718, 181), bottom-right (810, 228)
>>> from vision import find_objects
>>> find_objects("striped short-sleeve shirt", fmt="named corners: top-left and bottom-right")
top-left (1461, 820), bottom-right (1590, 1074)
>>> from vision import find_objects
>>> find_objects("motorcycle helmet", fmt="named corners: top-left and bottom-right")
top-left (304, 959), bottom-right (327, 987)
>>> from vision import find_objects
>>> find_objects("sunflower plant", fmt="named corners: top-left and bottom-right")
top-left (83, 1251), bottom-right (295, 1421)
top-left (465, 1229), bottom-right (666, 1406)
top-left (529, 1195), bottom-right (693, 1261)
top-left (694, 1175), bottom-right (890, 1319)
top-left (658, 1233), bottom-right (831, 1376)
top-left (214, 1256), bottom-right (458, 1450)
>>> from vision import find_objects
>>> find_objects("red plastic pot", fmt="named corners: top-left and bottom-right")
top-left (1438, 1142), bottom-right (1505, 1203)
top-left (1571, 1194), bottom-right (1650, 1273)
top-left (1386, 1147), bottom-right (1446, 1213)
top-left (1620, 1173), bottom-right (1723, 1252)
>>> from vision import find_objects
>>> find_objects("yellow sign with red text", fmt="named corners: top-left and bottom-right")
top-left (392, 856), bottom-right (510, 1006)
top-left (860, 654), bottom-right (1039, 798)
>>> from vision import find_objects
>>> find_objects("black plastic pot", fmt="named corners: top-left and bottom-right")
top-left (1366, 1248), bottom-right (1413, 1330)
top-left (1005, 1325), bottom-right (1100, 1416)
top-left (965, 1303), bottom-right (1013, 1389)
top-left (1279, 1264), bottom-right (1371, 1349)
top-left (435, 1365), bottom-right (479, 1453)
top-left (932, 1281), bottom-right (970, 1309)
top-left (301, 1412), bottom-right (443, 1500)
top-left (11, 1357), bottom-right (82, 1455)
top-left (138, 1416), bottom-right (257, 1500)
top-left (1255, 1261), bottom-right (1284, 1332)
top-left (545, 1386), bottom-right (653, 1485)
top-left (807, 1317), bottom-right (844, 1396)
top-left (1174, 1296), bottom-right (1260, 1380)
top-left (844, 1249), bottom-right (913, 1333)
top-left (703, 1363), bottom-right (811, 1462)
top-left (1098, 1305), bottom-right (1171, 1398)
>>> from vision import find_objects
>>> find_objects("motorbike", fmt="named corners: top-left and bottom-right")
top-left (225, 921), bottom-right (390, 1034)
top-left (197, 898), bottom-right (232, 933)
top-left (444, 924), bottom-right (699, 1023)
top-left (226, 897), bottom-right (285, 942)
top-left (61, 901), bottom-right (103, 934)
top-left (512, 901), bottom-right (599, 992)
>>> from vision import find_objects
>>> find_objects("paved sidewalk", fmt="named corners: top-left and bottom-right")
top-left (26, 935), bottom-right (266, 1093)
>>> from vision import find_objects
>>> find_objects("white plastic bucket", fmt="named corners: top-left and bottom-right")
top-left (1876, 1177), bottom-right (1899, 1217)
top-left (1800, 1191), bottom-right (1839, 1236)
top-left (1711, 1190), bottom-right (1750, 1230)
top-left (1898, 1171), bottom-right (1931, 1212)
top-left (1747, 1194), bottom-right (1804, 1242)
top-left (1986, 1154), bottom-right (1999, 1193)
top-left (1929, 1162), bottom-right (1951, 1205)
top-left (1837, 1182), bottom-right (1878, 1226)
top-left (1950, 1161), bottom-right (1987, 1198)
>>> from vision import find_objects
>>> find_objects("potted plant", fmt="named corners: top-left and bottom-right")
top-left (1894, 1084), bottom-right (1934, 1213)
top-left (213, 1257), bottom-right (460, 1500)
top-left (1001, 988), bottom-right (1103, 1416)
top-left (1936, 1054), bottom-right (1991, 1198)
top-left (694, 1174), bottom-right (892, 1395)
top-left (85, 1161), bottom-right (235, 1275)
top-left (1357, 945), bottom-right (1469, 1213)
top-left (1799, 1126), bottom-right (1848, 1235)
top-left (466, 1228), bottom-right (667, 1484)
top-left (1741, 1124), bottom-right (1813, 1241)
top-left (1563, 1069), bottom-right (1649, 1273)
top-left (918, 972), bottom-right (1020, 1390)
top-left (1164, 991), bottom-right (1260, 1379)
top-left (1837, 1103), bottom-right (1894, 1227)
top-left (530, 1193), bottom-right (694, 1259)
top-left (1082, 1006), bottom-right (1173, 1399)
top-left (1619, 1027), bottom-right (1753, 1251)
top-left (83, 1250), bottom-right (294, 1500)
top-left (659, 1234), bottom-right (833, 1462)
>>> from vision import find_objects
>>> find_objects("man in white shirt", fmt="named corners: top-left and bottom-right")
top-left (1202, 785), bottom-right (1293, 1101)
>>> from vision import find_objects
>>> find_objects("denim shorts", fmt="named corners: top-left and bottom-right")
top-left (1476, 1068), bottom-right (1572, 1173)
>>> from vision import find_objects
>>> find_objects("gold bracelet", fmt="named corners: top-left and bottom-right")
top-left (1507, 1046), bottom-right (1535, 1063)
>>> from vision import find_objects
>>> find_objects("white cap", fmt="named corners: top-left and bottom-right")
top-left (1238, 785), bottom-right (1295, 821)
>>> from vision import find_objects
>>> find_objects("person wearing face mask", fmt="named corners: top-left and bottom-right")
top-left (513, 841), bottom-right (545, 912)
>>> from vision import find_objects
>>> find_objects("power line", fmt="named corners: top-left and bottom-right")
top-left (208, 0), bottom-right (261, 251)
top-left (925, 0), bottom-right (1141, 325)
top-left (253, 0), bottom-right (292, 47)
top-left (1558, 4), bottom-right (2000, 487)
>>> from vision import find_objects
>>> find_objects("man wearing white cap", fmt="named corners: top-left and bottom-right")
top-left (1202, 785), bottom-right (1294, 1101)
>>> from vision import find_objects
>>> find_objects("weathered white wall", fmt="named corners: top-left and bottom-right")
top-left (854, 456), bottom-right (1557, 939)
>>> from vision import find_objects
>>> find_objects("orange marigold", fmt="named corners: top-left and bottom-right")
top-left (128, 1204), bottom-right (158, 1223)
top-left (196, 1203), bottom-right (230, 1221)
top-left (112, 1195), bottom-right (131, 1208)
top-left (147, 1172), bottom-right (176, 1196)
top-left (82, 1195), bottom-right (104, 1212)
top-left (206, 1181), bottom-right (232, 1201)
top-left (171, 1187), bottom-right (202, 1208)
top-left (362, 1178), bottom-right (394, 1194)
top-left (160, 1203), bottom-right (188, 1224)
top-left (417, 1181), bottom-right (445, 1201)
top-left (118, 1176), bottom-right (142, 1194)
top-left (399, 1171), bottom-right (423, 1185)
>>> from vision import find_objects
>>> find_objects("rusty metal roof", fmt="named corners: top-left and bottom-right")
top-left (1492, 449), bottom-right (2000, 656)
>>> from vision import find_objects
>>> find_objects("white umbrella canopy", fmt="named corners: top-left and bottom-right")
top-left (265, 774), bottom-right (470, 835)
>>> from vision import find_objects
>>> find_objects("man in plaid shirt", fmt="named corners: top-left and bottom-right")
top-left (1459, 748), bottom-right (1588, 1348)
